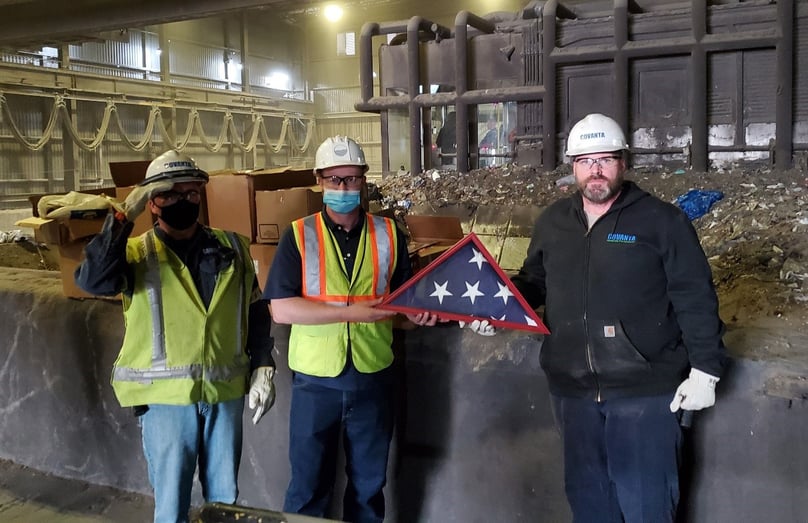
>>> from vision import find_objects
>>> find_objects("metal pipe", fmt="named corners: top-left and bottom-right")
top-left (613, 0), bottom-right (630, 142)
top-left (358, 23), bottom-right (381, 104)
top-left (542, 1), bottom-right (559, 170)
top-left (454, 11), bottom-right (497, 172)
top-left (407, 17), bottom-right (427, 174)
top-left (548, 33), bottom-right (779, 64)
top-left (363, 86), bottom-right (546, 111)
top-left (632, 145), bottom-right (773, 154)
top-left (458, 86), bottom-right (546, 104)
top-left (690, 0), bottom-right (708, 172)
top-left (358, 21), bottom-right (420, 105)
top-left (358, 19), bottom-right (448, 174)
top-left (775, 0), bottom-right (794, 170)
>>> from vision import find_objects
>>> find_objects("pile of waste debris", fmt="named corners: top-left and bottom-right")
top-left (373, 164), bottom-right (808, 327)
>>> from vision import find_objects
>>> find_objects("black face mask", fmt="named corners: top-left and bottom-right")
top-left (157, 199), bottom-right (200, 230)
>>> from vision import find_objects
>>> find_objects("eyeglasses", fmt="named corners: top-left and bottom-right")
top-left (153, 189), bottom-right (201, 206)
top-left (574, 156), bottom-right (622, 169)
top-left (319, 175), bottom-right (365, 189)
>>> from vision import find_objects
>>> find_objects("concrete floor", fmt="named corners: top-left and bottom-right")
top-left (0, 460), bottom-right (338, 523)
top-left (0, 459), bottom-right (153, 522)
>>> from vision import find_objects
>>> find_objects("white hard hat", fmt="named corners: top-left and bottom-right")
top-left (314, 136), bottom-right (368, 174)
top-left (565, 113), bottom-right (629, 157)
top-left (140, 150), bottom-right (209, 187)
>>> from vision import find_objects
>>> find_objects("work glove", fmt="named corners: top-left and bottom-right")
top-left (120, 180), bottom-right (174, 222)
top-left (669, 368), bottom-right (719, 412)
top-left (458, 319), bottom-right (496, 336)
top-left (248, 366), bottom-right (276, 425)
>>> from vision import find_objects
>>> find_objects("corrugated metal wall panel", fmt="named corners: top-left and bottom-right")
top-left (316, 117), bottom-right (379, 145)
top-left (169, 40), bottom-right (229, 82)
top-left (316, 115), bottom-right (381, 175)
top-left (708, 53), bottom-right (735, 124)
top-left (314, 87), bottom-right (363, 114)
top-left (68, 31), bottom-right (144, 70)
top-left (795, 7), bottom-right (808, 122)
top-left (247, 55), bottom-right (303, 92)
top-left (743, 49), bottom-right (777, 123)
top-left (632, 56), bottom-right (690, 128)
top-left (558, 63), bottom-right (612, 129)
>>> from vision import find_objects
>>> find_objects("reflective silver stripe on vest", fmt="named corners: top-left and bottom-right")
top-left (113, 361), bottom-right (249, 382)
top-left (300, 214), bottom-right (393, 297)
top-left (144, 232), bottom-right (167, 367)
top-left (224, 231), bottom-right (245, 356)
top-left (301, 215), bottom-right (322, 295)
top-left (113, 230), bottom-right (248, 384)
top-left (369, 215), bottom-right (393, 296)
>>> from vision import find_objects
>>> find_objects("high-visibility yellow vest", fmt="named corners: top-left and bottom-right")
top-left (111, 228), bottom-right (254, 407)
top-left (288, 213), bottom-right (398, 377)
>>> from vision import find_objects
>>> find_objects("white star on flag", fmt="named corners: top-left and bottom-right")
top-left (525, 316), bottom-right (538, 326)
top-left (494, 282), bottom-right (513, 304)
top-left (468, 248), bottom-right (488, 270)
top-left (429, 280), bottom-right (453, 304)
top-left (461, 280), bottom-right (485, 304)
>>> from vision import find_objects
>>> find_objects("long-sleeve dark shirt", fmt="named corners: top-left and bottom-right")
top-left (512, 181), bottom-right (727, 400)
top-left (75, 214), bottom-right (275, 371)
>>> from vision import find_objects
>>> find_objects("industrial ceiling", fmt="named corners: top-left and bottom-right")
top-left (0, 0), bottom-right (699, 50)
top-left (0, 0), bottom-right (309, 50)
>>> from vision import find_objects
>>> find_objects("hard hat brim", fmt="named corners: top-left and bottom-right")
top-left (566, 144), bottom-right (628, 157)
top-left (139, 170), bottom-right (209, 186)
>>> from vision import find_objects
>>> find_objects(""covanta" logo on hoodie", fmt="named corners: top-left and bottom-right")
top-left (606, 233), bottom-right (636, 243)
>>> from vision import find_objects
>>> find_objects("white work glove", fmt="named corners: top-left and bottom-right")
top-left (248, 366), bottom-right (276, 425)
top-left (121, 180), bottom-right (174, 221)
top-left (669, 368), bottom-right (719, 412)
top-left (458, 319), bottom-right (496, 336)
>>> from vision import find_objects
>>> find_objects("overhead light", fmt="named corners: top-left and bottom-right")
top-left (323, 4), bottom-right (343, 22)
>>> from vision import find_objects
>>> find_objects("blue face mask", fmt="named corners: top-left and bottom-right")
top-left (323, 189), bottom-right (361, 214)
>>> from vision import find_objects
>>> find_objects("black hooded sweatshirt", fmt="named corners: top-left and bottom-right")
top-left (512, 181), bottom-right (728, 400)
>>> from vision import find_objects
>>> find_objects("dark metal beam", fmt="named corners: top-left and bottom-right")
top-left (0, 0), bottom-right (285, 47)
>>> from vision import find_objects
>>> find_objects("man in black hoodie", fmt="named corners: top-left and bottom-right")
top-left (478, 113), bottom-right (728, 522)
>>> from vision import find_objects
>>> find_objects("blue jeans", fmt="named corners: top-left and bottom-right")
top-left (551, 394), bottom-right (682, 523)
top-left (283, 375), bottom-right (394, 523)
top-left (140, 398), bottom-right (244, 523)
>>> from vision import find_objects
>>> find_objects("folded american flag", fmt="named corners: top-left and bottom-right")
top-left (380, 233), bottom-right (549, 334)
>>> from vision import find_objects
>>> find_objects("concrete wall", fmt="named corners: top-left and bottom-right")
top-left (1, 268), bottom-right (807, 522)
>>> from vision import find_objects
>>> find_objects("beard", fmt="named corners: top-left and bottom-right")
top-left (578, 172), bottom-right (623, 204)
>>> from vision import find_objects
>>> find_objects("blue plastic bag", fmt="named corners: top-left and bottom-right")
top-left (675, 190), bottom-right (724, 220)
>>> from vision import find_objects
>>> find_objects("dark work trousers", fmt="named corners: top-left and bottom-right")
top-left (551, 393), bottom-right (683, 523)
top-left (283, 374), bottom-right (395, 523)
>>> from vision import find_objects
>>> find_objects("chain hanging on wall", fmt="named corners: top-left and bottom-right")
top-left (0, 92), bottom-right (314, 154)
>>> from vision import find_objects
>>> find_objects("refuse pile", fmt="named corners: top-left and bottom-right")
top-left (374, 164), bottom-right (808, 328)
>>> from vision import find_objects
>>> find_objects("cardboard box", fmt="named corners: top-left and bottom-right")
top-left (250, 243), bottom-right (278, 291)
top-left (108, 160), bottom-right (151, 187)
top-left (109, 161), bottom-right (152, 236)
top-left (206, 167), bottom-right (317, 241)
top-left (255, 187), bottom-right (323, 244)
top-left (57, 240), bottom-right (97, 299)
top-left (16, 216), bottom-right (106, 246)
top-left (13, 217), bottom-right (118, 300)
top-left (404, 214), bottom-right (464, 273)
